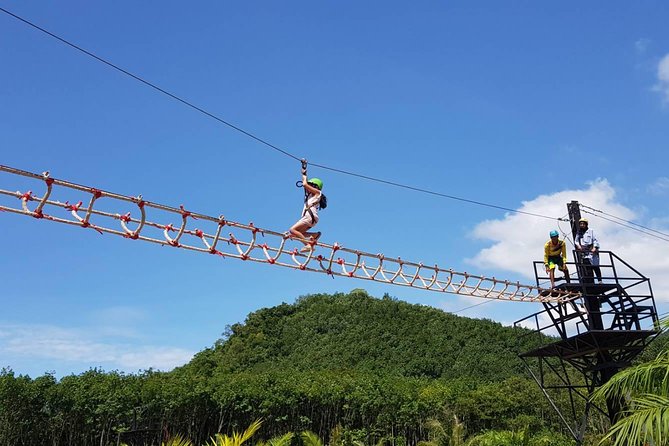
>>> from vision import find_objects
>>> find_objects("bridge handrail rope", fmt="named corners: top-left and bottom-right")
top-left (0, 165), bottom-right (577, 303)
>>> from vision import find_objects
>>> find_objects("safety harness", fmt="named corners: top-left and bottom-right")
top-left (300, 159), bottom-right (319, 225)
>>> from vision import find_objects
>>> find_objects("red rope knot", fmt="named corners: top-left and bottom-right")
top-left (377, 253), bottom-right (384, 260)
top-left (65, 201), bottom-right (83, 211)
top-left (120, 212), bottom-right (132, 223)
top-left (241, 254), bottom-right (249, 260)
top-left (209, 248), bottom-right (224, 257)
top-left (32, 209), bottom-right (44, 219)
top-left (132, 195), bottom-right (146, 208)
top-left (179, 205), bottom-right (196, 220)
top-left (347, 271), bottom-right (354, 277)
top-left (45, 178), bottom-right (55, 186)
top-left (332, 243), bottom-right (341, 252)
top-left (299, 264), bottom-right (306, 270)
top-left (337, 258), bottom-right (345, 265)
top-left (228, 234), bottom-right (239, 245)
top-left (397, 257), bottom-right (403, 265)
top-left (164, 223), bottom-right (175, 232)
top-left (248, 222), bottom-right (260, 234)
top-left (218, 216), bottom-right (226, 227)
top-left (267, 258), bottom-right (276, 264)
top-left (91, 188), bottom-right (103, 199)
top-left (125, 232), bottom-right (139, 240)
top-left (195, 229), bottom-right (204, 238)
top-left (20, 190), bottom-right (33, 201)
top-left (317, 255), bottom-right (324, 261)
top-left (434, 264), bottom-right (439, 272)
top-left (169, 240), bottom-right (180, 247)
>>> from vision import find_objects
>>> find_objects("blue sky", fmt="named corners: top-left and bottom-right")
top-left (1, 1), bottom-right (668, 377)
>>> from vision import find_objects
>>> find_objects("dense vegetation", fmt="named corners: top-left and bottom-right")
top-left (3, 290), bottom-right (653, 445)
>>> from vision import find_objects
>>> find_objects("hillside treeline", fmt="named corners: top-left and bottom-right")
top-left (1, 292), bottom-right (596, 445)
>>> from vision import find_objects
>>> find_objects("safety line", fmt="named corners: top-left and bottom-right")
top-left (580, 204), bottom-right (669, 243)
top-left (0, 164), bottom-right (577, 303)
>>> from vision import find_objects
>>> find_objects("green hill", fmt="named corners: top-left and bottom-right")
top-left (187, 291), bottom-right (537, 381)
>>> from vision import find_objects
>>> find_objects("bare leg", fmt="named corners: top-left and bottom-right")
top-left (562, 266), bottom-right (570, 283)
top-left (548, 268), bottom-right (555, 289)
top-left (290, 223), bottom-right (321, 252)
top-left (289, 222), bottom-right (312, 245)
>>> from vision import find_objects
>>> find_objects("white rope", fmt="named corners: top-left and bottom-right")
top-left (0, 164), bottom-right (579, 303)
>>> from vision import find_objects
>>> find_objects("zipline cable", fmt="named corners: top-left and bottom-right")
top-left (0, 6), bottom-right (565, 223)
top-left (451, 298), bottom-right (494, 315)
top-left (580, 204), bottom-right (669, 242)
top-left (580, 208), bottom-right (669, 243)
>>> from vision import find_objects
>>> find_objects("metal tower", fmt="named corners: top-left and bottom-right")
top-left (515, 201), bottom-right (660, 444)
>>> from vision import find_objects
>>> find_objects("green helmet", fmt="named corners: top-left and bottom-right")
top-left (308, 178), bottom-right (323, 190)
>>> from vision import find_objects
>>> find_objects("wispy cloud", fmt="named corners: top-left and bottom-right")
top-left (635, 38), bottom-right (651, 54)
top-left (0, 324), bottom-right (194, 372)
top-left (647, 177), bottom-right (669, 195)
top-left (467, 179), bottom-right (669, 302)
top-left (654, 53), bottom-right (669, 103)
top-left (88, 306), bottom-right (148, 338)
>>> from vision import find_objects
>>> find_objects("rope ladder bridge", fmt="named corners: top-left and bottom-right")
top-left (0, 165), bottom-right (576, 304)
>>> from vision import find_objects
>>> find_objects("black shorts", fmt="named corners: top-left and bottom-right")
top-left (547, 256), bottom-right (566, 270)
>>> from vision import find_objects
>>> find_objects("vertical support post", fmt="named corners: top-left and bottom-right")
top-left (567, 200), bottom-right (581, 243)
top-left (568, 201), bottom-right (603, 327)
top-left (567, 200), bottom-right (621, 425)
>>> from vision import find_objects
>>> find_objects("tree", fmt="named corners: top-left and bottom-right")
top-left (593, 317), bottom-right (669, 446)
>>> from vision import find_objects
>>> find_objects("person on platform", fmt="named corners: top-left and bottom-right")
top-left (544, 230), bottom-right (571, 289)
top-left (574, 218), bottom-right (602, 283)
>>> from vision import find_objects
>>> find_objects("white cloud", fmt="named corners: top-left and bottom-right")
top-left (654, 53), bottom-right (669, 103)
top-left (0, 324), bottom-right (194, 372)
top-left (647, 177), bottom-right (669, 195)
top-left (467, 179), bottom-right (669, 303)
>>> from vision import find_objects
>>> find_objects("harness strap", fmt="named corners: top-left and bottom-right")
top-left (302, 190), bottom-right (318, 224)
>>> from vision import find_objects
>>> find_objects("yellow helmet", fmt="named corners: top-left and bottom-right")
top-left (579, 218), bottom-right (588, 224)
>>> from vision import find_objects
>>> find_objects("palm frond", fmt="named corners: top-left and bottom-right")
top-left (593, 351), bottom-right (669, 402)
top-left (266, 432), bottom-right (294, 446)
top-left (600, 393), bottom-right (669, 446)
top-left (301, 430), bottom-right (324, 446)
top-left (240, 419), bottom-right (263, 445)
top-left (206, 420), bottom-right (263, 446)
top-left (162, 434), bottom-right (193, 446)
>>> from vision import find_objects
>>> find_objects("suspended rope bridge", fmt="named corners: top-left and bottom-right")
top-left (0, 165), bottom-right (576, 303)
